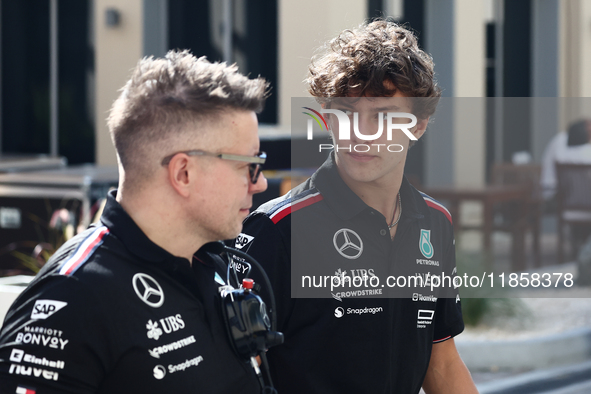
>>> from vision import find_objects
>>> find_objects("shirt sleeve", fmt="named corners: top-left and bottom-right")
top-left (234, 212), bottom-right (292, 332)
top-left (0, 275), bottom-right (116, 394)
top-left (432, 228), bottom-right (465, 343)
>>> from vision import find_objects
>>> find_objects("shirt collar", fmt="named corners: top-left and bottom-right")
top-left (100, 189), bottom-right (185, 264)
top-left (311, 153), bottom-right (425, 222)
top-left (311, 154), bottom-right (367, 221)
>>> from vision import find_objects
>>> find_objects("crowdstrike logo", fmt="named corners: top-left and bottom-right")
top-left (333, 229), bottom-right (363, 259)
top-left (302, 106), bottom-right (417, 153)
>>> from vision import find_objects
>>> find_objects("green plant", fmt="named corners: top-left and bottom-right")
top-left (0, 206), bottom-right (76, 275)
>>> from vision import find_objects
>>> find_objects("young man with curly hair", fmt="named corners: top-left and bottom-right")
top-left (235, 20), bottom-right (478, 393)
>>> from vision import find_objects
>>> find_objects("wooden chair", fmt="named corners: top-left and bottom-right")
top-left (490, 163), bottom-right (543, 266)
top-left (556, 163), bottom-right (591, 264)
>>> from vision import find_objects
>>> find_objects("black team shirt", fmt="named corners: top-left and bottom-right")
top-left (0, 190), bottom-right (261, 394)
top-left (236, 155), bottom-right (464, 394)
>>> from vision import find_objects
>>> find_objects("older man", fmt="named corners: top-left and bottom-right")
top-left (0, 50), bottom-right (270, 393)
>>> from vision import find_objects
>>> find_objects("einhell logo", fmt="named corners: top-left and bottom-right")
top-left (302, 107), bottom-right (417, 152)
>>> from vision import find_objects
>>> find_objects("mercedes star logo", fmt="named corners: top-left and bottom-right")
top-left (333, 228), bottom-right (363, 259)
top-left (132, 273), bottom-right (165, 308)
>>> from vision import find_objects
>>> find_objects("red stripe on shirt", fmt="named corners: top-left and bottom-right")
top-left (62, 227), bottom-right (109, 275)
top-left (271, 194), bottom-right (324, 224)
top-left (424, 200), bottom-right (453, 224)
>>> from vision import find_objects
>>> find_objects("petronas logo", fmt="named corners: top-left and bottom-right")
top-left (419, 229), bottom-right (434, 259)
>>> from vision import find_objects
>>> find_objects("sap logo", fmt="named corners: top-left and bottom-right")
top-left (235, 233), bottom-right (254, 250)
top-left (31, 300), bottom-right (67, 320)
top-left (9, 364), bottom-right (59, 381)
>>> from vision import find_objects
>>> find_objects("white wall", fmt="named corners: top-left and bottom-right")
top-left (94, 0), bottom-right (143, 167)
top-left (277, 0), bottom-right (367, 128)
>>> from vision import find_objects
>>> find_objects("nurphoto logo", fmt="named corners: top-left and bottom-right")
top-left (302, 107), bottom-right (417, 153)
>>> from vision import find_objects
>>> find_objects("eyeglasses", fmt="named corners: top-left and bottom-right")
top-left (161, 150), bottom-right (267, 184)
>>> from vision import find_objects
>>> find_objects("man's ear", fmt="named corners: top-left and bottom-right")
top-left (412, 117), bottom-right (430, 140)
top-left (167, 154), bottom-right (192, 197)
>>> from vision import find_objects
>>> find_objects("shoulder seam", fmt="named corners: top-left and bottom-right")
top-left (58, 226), bottom-right (110, 276)
top-left (268, 189), bottom-right (324, 224)
top-left (419, 192), bottom-right (453, 225)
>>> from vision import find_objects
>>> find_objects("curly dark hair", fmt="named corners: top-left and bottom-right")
top-left (307, 19), bottom-right (441, 119)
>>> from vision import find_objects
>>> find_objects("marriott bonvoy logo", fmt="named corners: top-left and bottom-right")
top-left (302, 107), bottom-right (417, 153)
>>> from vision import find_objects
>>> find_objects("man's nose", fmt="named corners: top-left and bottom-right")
top-left (249, 171), bottom-right (268, 194)
top-left (352, 113), bottom-right (382, 144)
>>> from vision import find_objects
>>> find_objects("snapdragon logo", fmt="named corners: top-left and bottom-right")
top-left (334, 306), bottom-right (383, 318)
top-left (302, 107), bottom-right (417, 153)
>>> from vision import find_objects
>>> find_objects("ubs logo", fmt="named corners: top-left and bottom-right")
top-left (133, 273), bottom-right (165, 308)
top-left (146, 315), bottom-right (185, 340)
top-left (333, 229), bottom-right (363, 259)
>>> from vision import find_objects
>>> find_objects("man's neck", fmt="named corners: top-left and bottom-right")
top-left (336, 166), bottom-right (404, 221)
top-left (117, 188), bottom-right (205, 263)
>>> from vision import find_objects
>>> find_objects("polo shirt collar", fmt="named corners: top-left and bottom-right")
top-left (100, 189), bottom-right (184, 264)
top-left (311, 154), bottom-right (367, 221)
top-left (311, 153), bottom-right (424, 222)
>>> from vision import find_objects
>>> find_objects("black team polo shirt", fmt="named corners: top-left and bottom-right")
top-left (236, 154), bottom-right (464, 394)
top-left (0, 190), bottom-right (261, 394)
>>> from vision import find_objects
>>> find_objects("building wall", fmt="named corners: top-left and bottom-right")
top-left (453, 0), bottom-right (486, 187)
top-left (424, 0), bottom-right (486, 187)
top-left (559, 0), bottom-right (591, 132)
top-left (277, 0), bottom-right (367, 128)
top-left (94, 0), bottom-right (143, 167)
top-left (90, 0), bottom-right (591, 184)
